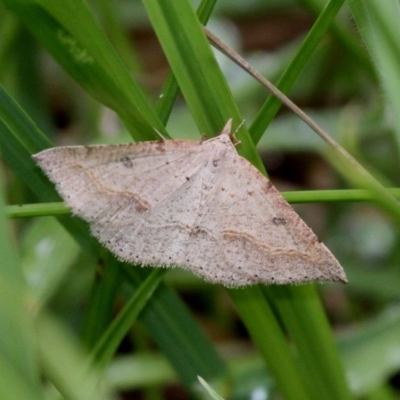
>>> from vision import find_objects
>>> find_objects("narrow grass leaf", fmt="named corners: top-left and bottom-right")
top-left (349, 0), bottom-right (400, 145)
top-left (0, 169), bottom-right (42, 399)
top-left (123, 267), bottom-right (228, 388)
top-left (3, 0), bottom-right (165, 140)
top-left (7, 188), bottom-right (400, 220)
top-left (91, 268), bottom-right (164, 370)
top-left (339, 306), bottom-right (400, 396)
top-left (0, 355), bottom-right (42, 400)
top-left (81, 253), bottom-right (125, 347)
top-left (267, 285), bottom-right (352, 400)
top-left (229, 287), bottom-right (312, 400)
top-left (21, 217), bottom-right (82, 308)
top-left (36, 312), bottom-right (113, 400)
top-left (156, 0), bottom-right (218, 123)
top-left (250, 0), bottom-right (347, 143)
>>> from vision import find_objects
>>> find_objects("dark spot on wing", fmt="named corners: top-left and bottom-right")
top-left (155, 141), bottom-right (166, 152)
top-left (272, 217), bottom-right (286, 226)
top-left (262, 181), bottom-right (273, 195)
top-left (120, 155), bottom-right (133, 168)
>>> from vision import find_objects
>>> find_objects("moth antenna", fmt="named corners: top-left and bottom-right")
top-left (230, 119), bottom-right (245, 146)
top-left (233, 119), bottom-right (245, 135)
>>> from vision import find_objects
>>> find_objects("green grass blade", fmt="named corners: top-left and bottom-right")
top-left (229, 287), bottom-right (312, 399)
top-left (91, 268), bottom-right (164, 370)
top-left (340, 306), bottom-right (400, 397)
top-left (95, 0), bottom-right (143, 76)
top-left (122, 267), bottom-right (228, 388)
top-left (7, 202), bottom-right (70, 218)
top-left (267, 285), bottom-right (352, 400)
top-left (302, 0), bottom-right (376, 78)
top-left (323, 147), bottom-right (400, 224)
top-left (155, 0), bottom-right (218, 123)
top-left (250, 0), bottom-right (347, 143)
top-left (20, 217), bottom-right (82, 307)
top-left (0, 170), bottom-right (42, 399)
top-left (80, 253), bottom-right (124, 347)
top-left (36, 312), bottom-right (112, 400)
top-left (3, 0), bottom-right (165, 140)
top-left (7, 188), bottom-right (400, 219)
top-left (0, 355), bottom-right (41, 400)
top-left (349, 0), bottom-right (400, 144)
top-left (0, 161), bottom-right (21, 284)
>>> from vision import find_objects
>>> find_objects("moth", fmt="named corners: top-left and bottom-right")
top-left (33, 120), bottom-right (347, 286)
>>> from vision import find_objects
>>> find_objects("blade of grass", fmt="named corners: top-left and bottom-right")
top-left (0, 167), bottom-right (42, 399)
top-left (12, 25), bottom-right (53, 135)
top-left (36, 312), bottom-right (112, 400)
top-left (228, 287), bottom-right (311, 400)
top-left (301, 0), bottom-right (376, 80)
top-left (267, 285), bottom-right (352, 400)
top-left (7, 188), bottom-right (400, 219)
top-left (20, 217), bottom-right (83, 308)
top-left (122, 267), bottom-right (228, 389)
top-left (339, 306), bottom-right (400, 397)
top-left (7, 202), bottom-right (70, 218)
top-left (156, 0), bottom-right (218, 123)
top-left (0, 355), bottom-right (42, 400)
top-left (81, 252), bottom-right (125, 347)
top-left (3, 0), bottom-right (165, 140)
top-left (349, 0), bottom-right (400, 144)
top-left (95, 0), bottom-right (143, 76)
top-left (90, 268), bottom-right (164, 370)
top-left (249, 0), bottom-right (347, 142)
